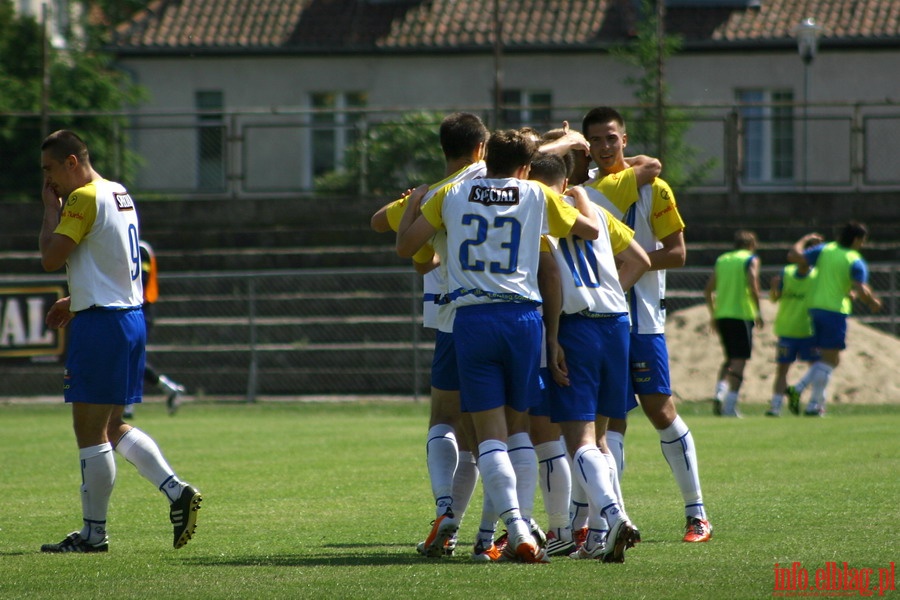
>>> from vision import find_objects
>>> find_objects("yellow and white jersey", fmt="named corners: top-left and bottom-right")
top-left (583, 173), bottom-right (684, 334)
top-left (54, 179), bottom-right (143, 312)
top-left (421, 177), bottom-right (579, 308)
top-left (386, 161), bottom-right (486, 332)
top-left (550, 200), bottom-right (634, 316)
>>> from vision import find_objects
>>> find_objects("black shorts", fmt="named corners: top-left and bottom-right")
top-left (716, 318), bottom-right (754, 360)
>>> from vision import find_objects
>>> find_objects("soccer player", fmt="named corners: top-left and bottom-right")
top-left (705, 230), bottom-right (764, 418)
top-left (766, 255), bottom-right (818, 416)
top-left (786, 224), bottom-right (882, 416)
top-left (396, 129), bottom-right (600, 563)
top-left (38, 130), bottom-right (201, 553)
top-left (581, 106), bottom-right (712, 543)
top-left (371, 112), bottom-right (488, 557)
top-left (534, 152), bottom-right (650, 562)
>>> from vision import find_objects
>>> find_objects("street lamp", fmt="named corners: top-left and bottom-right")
top-left (794, 17), bottom-right (822, 190)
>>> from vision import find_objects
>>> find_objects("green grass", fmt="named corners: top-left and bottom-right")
top-left (0, 400), bottom-right (897, 600)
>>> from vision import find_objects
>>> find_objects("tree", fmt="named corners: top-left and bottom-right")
top-left (0, 0), bottom-right (144, 201)
top-left (315, 111), bottom-right (446, 197)
top-left (610, 0), bottom-right (715, 191)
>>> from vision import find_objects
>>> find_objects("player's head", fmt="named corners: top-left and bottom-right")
top-left (529, 152), bottom-right (568, 193)
top-left (540, 128), bottom-right (576, 178)
top-left (838, 220), bottom-right (868, 249)
top-left (581, 106), bottom-right (627, 175)
top-left (485, 129), bottom-right (538, 178)
top-left (41, 130), bottom-right (92, 198)
top-left (733, 229), bottom-right (758, 250)
top-left (518, 126), bottom-right (542, 144)
top-left (440, 112), bottom-right (489, 162)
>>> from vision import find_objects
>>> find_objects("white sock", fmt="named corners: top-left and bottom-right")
top-left (478, 440), bottom-right (528, 541)
top-left (770, 394), bottom-right (784, 411)
top-left (569, 454), bottom-right (589, 531)
top-left (605, 430), bottom-right (626, 476)
top-left (659, 416), bottom-right (706, 520)
top-left (79, 443), bottom-right (115, 544)
top-left (426, 424), bottom-right (458, 515)
top-left (572, 444), bottom-right (622, 531)
top-left (715, 379), bottom-right (729, 402)
top-left (809, 362), bottom-right (833, 409)
top-left (535, 439), bottom-right (571, 531)
top-left (723, 390), bottom-right (740, 415)
top-left (115, 427), bottom-right (183, 503)
top-left (794, 365), bottom-right (815, 393)
top-left (451, 450), bottom-right (479, 521)
top-left (478, 488), bottom-right (497, 545)
top-left (507, 432), bottom-right (537, 522)
top-left (603, 451), bottom-right (625, 512)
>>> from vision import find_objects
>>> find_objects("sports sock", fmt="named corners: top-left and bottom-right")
top-left (659, 416), bottom-right (706, 520)
top-left (572, 444), bottom-right (622, 531)
top-left (603, 451), bottom-right (626, 512)
top-left (535, 438), bottom-right (571, 531)
top-left (723, 390), bottom-right (740, 416)
top-left (507, 432), bottom-right (537, 521)
top-left (451, 450), bottom-right (479, 520)
top-left (809, 361), bottom-right (833, 409)
top-left (78, 443), bottom-right (115, 544)
top-left (794, 364), bottom-right (815, 393)
top-left (115, 427), bottom-right (183, 503)
top-left (425, 424), bottom-right (458, 515)
top-left (715, 379), bottom-right (728, 402)
top-left (770, 394), bottom-right (784, 412)
top-left (569, 454), bottom-right (589, 531)
top-left (478, 440), bottom-right (529, 541)
top-left (605, 430), bottom-right (626, 476)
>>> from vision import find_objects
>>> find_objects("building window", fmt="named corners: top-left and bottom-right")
top-left (501, 90), bottom-right (553, 130)
top-left (195, 90), bottom-right (225, 191)
top-left (738, 89), bottom-right (794, 184)
top-left (310, 92), bottom-right (367, 178)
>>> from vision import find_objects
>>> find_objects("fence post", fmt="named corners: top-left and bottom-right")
top-left (246, 276), bottom-right (258, 403)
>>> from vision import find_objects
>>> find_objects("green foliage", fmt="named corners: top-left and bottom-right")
top-left (610, 0), bottom-right (716, 190)
top-left (0, 400), bottom-right (897, 599)
top-left (315, 111), bottom-right (445, 196)
top-left (0, 0), bottom-right (145, 200)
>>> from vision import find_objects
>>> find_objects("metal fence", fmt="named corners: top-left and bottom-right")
top-left (2, 264), bottom-right (896, 399)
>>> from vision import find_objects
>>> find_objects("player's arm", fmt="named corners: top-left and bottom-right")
top-left (396, 184), bottom-right (437, 258)
top-left (538, 247), bottom-right (568, 387)
top-left (39, 181), bottom-right (77, 272)
top-left (371, 191), bottom-right (412, 233)
top-left (624, 155), bottom-right (662, 188)
top-left (538, 121), bottom-right (590, 158)
top-left (413, 252), bottom-right (440, 275)
top-left (747, 256), bottom-right (764, 328)
top-left (45, 296), bottom-right (74, 329)
top-left (566, 186), bottom-right (600, 240)
top-left (787, 232), bottom-right (824, 268)
top-left (704, 272), bottom-right (718, 332)
top-left (615, 240), bottom-right (651, 291)
top-left (849, 260), bottom-right (882, 313)
top-left (648, 229), bottom-right (686, 271)
top-left (769, 274), bottom-right (783, 302)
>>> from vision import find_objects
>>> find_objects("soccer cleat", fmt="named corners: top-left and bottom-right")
top-left (626, 525), bottom-right (642, 549)
top-left (804, 402), bottom-right (825, 417)
top-left (683, 517), bottom-right (713, 543)
top-left (471, 539), bottom-right (502, 562)
top-left (41, 531), bottom-right (108, 553)
top-left (712, 398), bottom-right (722, 416)
top-left (786, 386), bottom-right (801, 415)
top-left (600, 516), bottom-right (635, 563)
top-left (573, 526), bottom-right (588, 550)
top-left (418, 507), bottom-right (459, 558)
top-left (569, 542), bottom-right (605, 560)
top-left (493, 530), bottom-right (508, 553)
top-left (545, 529), bottom-right (576, 557)
top-left (529, 518), bottom-right (547, 549)
top-left (170, 484), bottom-right (202, 549)
top-left (765, 409), bottom-right (780, 417)
top-left (500, 533), bottom-right (550, 564)
top-left (444, 533), bottom-right (457, 556)
top-left (123, 406), bottom-right (135, 420)
top-left (159, 375), bottom-right (185, 416)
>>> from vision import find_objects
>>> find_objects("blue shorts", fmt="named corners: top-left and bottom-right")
top-left (810, 309), bottom-right (847, 351)
top-left (776, 336), bottom-right (819, 364)
top-left (454, 303), bottom-right (542, 414)
top-left (64, 308), bottom-right (146, 405)
top-left (549, 313), bottom-right (631, 422)
top-left (530, 368), bottom-right (552, 418)
top-left (431, 330), bottom-right (459, 391)
top-left (628, 332), bottom-right (672, 398)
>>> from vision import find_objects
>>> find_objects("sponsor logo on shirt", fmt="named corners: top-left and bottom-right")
top-left (115, 192), bottom-right (135, 211)
top-left (468, 186), bottom-right (520, 206)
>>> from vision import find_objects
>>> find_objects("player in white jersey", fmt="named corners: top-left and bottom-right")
top-left (397, 129), bottom-right (600, 563)
top-left (38, 130), bottom-right (201, 553)
top-left (371, 113), bottom-right (489, 558)
top-left (530, 153), bottom-right (650, 562)
top-left (581, 106), bottom-right (712, 543)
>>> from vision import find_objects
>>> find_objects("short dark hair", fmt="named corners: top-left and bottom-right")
top-left (733, 230), bottom-right (757, 250)
top-left (41, 130), bottom-right (90, 164)
top-left (581, 106), bottom-right (625, 135)
top-left (529, 152), bottom-right (568, 188)
top-left (838, 220), bottom-right (868, 247)
top-left (440, 112), bottom-right (489, 160)
top-left (485, 129), bottom-right (538, 177)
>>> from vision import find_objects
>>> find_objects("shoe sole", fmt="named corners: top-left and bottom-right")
top-left (422, 520), bottom-right (458, 558)
top-left (602, 520), bottom-right (635, 563)
top-left (173, 490), bottom-right (202, 549)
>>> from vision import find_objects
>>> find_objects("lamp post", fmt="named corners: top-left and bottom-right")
top-left (795, 17), bottom-right (821, 190)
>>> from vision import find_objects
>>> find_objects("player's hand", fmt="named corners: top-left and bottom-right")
top-left (560, 121), bottom-right (591, 155)
top-left (868, 296), bottom-right (883, 313)
top-left (547, 340), bottom-right (570, 387)
top-left (407, 184), bottom-right (429, 214)
top-left (45, 297), bottom-right (74, 329)
top-left (42, 180), bottom-right (62, 211)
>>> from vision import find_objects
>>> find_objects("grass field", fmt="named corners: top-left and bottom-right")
top-left (0, 400), bottom-right (897, 600)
